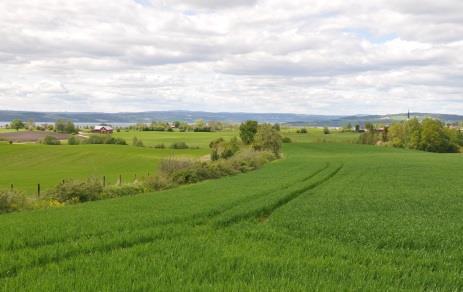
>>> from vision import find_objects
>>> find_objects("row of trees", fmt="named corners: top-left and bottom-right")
top-left (130, 120), bottom-right (226, 132)
top-left (7, 119), bottom-right (77, 134)
top-left (359, 118), bottom-right (463, 153)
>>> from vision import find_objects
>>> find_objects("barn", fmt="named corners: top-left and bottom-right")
top-left (93, 125), bottom-right (113, 134)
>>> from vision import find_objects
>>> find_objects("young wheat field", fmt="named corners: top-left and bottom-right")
top-left (1, 141), bottom-right (463, 290)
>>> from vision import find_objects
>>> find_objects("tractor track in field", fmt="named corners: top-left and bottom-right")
top-left (213, 163), bottom-right (344, 227)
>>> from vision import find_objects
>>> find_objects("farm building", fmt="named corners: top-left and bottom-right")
top-left (93, 125), bottom-right (113, 134)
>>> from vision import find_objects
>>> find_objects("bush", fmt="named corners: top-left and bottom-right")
top-left (132, 137), bottom-right (144, 147)
top-left (42, 135), bottom-right (61, 145)
top-left (144, 175), bottom-right (172, 191)
top-left (153, 143), bottom-right (165, 149)
top-left (296, 128), bottom-right (308, 134)
top-left (323, 127), bottom-right (330, 134)
top-left (0, 190), bottom-right (30, 213)
top-left (83, 135), bottom-right (127, 145)
top-left (102, 184), bottom-right (145, 198)
top-left (169, 142), bottom-right (189, 149)
top-left (47, 178), bottom-right (104, 203)
top-left (68, 136), bottom-right (80, 145)
top-left (282, 137), bottom-right (292, 143)
top-left (159, 157), bottom-right (194, 175)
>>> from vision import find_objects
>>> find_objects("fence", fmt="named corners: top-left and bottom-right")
top-left (6, 172), bottom-right (153, 197)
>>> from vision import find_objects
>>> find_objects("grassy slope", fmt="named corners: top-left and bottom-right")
top-left (0, 144), bottom-right (205, 193)
top-left (1, 143), bottom-right (463, 290)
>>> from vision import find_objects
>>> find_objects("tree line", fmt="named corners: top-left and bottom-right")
top-left (359, 118), bottom-right (463, 153)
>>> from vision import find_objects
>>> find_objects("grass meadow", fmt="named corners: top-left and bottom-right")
top-left (1, 138), bottom-right (463, 290)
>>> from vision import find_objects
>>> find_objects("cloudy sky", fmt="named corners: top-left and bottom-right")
top-left (0, 0), bottom-right (462, 115)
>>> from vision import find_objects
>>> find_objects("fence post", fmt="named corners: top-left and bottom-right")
top-left (119, 174), bottom-right (122, 185)
top-left (37, 184), bottom-right (41, 198)
top-left (10, 184), bottom-right (13, 191)
top-left (103, 176), bottom-right (106, 187)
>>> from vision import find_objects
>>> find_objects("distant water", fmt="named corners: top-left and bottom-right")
top-left (0, 122), bottom-right (136, 128)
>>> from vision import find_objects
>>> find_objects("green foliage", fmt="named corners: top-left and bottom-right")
top-left (67, 136), bottom-right (80, 145)
top-left (209, 137), bottom-right (241, 160)
top-left (55, 119), bottom-right (76, 134)
top-left (387, 118), bottom-right (461, 153)
top-left (169, 142), bottom-right (189, 149)
top-left (0, 189), bottom-right (29, 213)
top-left (41, 135), bottom-right (61, 145)
top-left (323, 127), bottom-right (330, 134)
top-left (239, 120), bottom-right (258, 144)
top-left (153, 143), bottom-right (165, 149)
top-left (252, 124), bottom-right (282, 156)
top-left (47, 178), bottom-right (104, 203)
top-left (84, 135), bottom-right (127, 145)
top-left (296, 128), bottom-right (308, 134)
top-left (10, 119), bottom-right (25, 131)
top-left (132, 137), bottom-right (144, 147)
top-left (282, 137), bottom-right (292, 143)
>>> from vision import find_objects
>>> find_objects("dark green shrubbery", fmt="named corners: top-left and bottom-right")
top-left (153, 143), bottom-right (165, 149)
top-left (282, 137), bottom-right (292, 143)
top-left (0, 189), bottom-right (30, 213)
top-left (102, 184), bottom-right (145, 198)
top-left (169, 142), bottom-right (189, 149)
top-left (167, 150), bottom-right (275, 185)
top-left (132, 137), bottom-right (144, 147)
top-left (68, 136), bottom-right (80, 145)
top-left (42, 135), bottom-right (61, 145)
top-left (296, 128), bottom-right (308, 134)
top-left (209, 137), bottom-right (241, 161)
top-left (47, 178), bottom-right (104, 203)
top-left (83, 135), bottom-right (127, 145)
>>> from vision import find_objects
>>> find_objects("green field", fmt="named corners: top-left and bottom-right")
top-left (1, 140), bottom-right (463, 290)
top-left (0, 144), bottom-right (205, 193)
top-left (113, 129), bottom-right (240, 148)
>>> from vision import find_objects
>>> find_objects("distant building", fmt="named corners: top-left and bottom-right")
top-left (93, 125), bottom-right (113, 134)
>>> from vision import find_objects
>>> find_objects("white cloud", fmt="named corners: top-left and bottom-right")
top-left (0, 0), bottom-right (462, 115)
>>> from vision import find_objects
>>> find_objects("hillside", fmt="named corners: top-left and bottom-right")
top-left (1, 143), bottom-right (463, 290)
top-left (1, 110), bottom-right (462, 126)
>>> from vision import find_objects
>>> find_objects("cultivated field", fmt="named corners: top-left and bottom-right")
top-left (0, 143), bottom-right (205, 193)
top-left (0, 131), bottom-right (69, 142)
top-left (1, 139), bottom-right (463, 290)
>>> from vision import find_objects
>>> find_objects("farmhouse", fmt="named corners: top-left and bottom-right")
top-left (93, 125), bottom-right (113, 134)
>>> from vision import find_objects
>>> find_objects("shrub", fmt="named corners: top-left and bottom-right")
top-left (153, 143), bottom-right (165, 149)
top-left (42, 135), bottom-right (61, 145)
top-left (323, 127), bottom-right (330, 134)
top-left (83, 135), bottom-right (127, 145)
top-left (144, 175), bottom-right (172, 191)
top-left (0, 190), bottom-right (30, 213)
top-left (132, 137), bottom-right (144, 147)
top-left (169, 142), bottom-right (189, 149)
top-left (282, 137), bottom-right (292, 143)
top-left (68, 136), bottom-right (80, 145)
top-left (159, 157), bottom-right (194, 175)
top-left (296, 128), bottom-right (308, 134)
top-left (47, 178), bottom-right (104, 203)
top-left (102, 184), bottom-right (145, 198)
top-left (209, 137), bottom-right (241, 160)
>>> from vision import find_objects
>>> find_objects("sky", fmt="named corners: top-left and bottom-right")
top-left (0, 0), bottom-right (462, 115)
